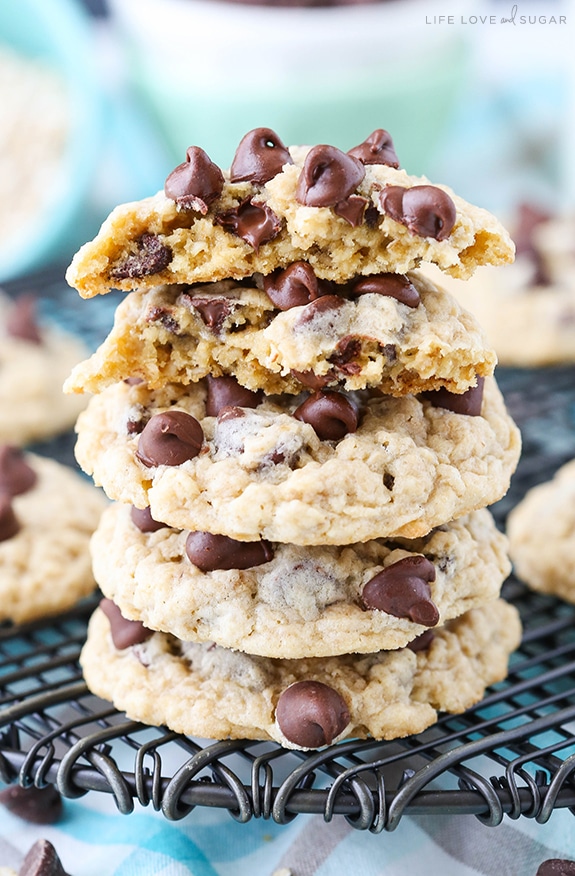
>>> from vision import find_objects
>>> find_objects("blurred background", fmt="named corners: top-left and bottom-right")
top-left (0, 0), bottom-right (572, 282)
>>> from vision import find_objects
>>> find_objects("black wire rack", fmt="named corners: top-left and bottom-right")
top-left (1, 270), bottom-right (575, 831)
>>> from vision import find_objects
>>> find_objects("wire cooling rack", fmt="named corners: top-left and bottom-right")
top-left (1, 269), bottom-right (575, 831)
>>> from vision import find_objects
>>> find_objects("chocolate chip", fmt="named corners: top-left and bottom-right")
top-left (146, 306), bottom-right (181, 334)
top-left (329, 337), bottom-right (362, 374)
top-left (406, 630), bottom-right (435, 652)
top-left (276, 680), bottom-right (350, 748)
top-left (217, 405), bottom-right (246, 423)
top-left (18, 839), bottom-right (69, 876)
top-left (293, 390), bottom-right (358, 440)
top-left (333, 195), bottom-right (369, 227)
top-left (514, 202), bottom-right (552, 257)
top-left (263, 262), bottom-right (326, 310)
top-left (130, 505), bottom-right (168, 533)
top-left (380, 185), bottom-right (456, 241)
top-left (296, 294), bottom-right (345, 325)
top-left (422, 377), bottom-right (484, 416)
top-left (348, 129), bottom-right (400, 168)
top-left (205, 375), bottom-right (262, 417)
top-left (536, 860), bottom-right (575, 875)
top-left (185, 531), bottom-right (274, 571)
top-left (99, 598), bottom-right (153, 650)
top-left (230, 127), bottom-right (293, 184)
top-left (111, 233), bottom-right (173, 280)
top-left (0, 784), bottom-right (62, 825)
top-left (215, 199), bottom-right (282, 250)
top-left (136, 410), bottom-right (204, 467)
top-left (0, 445), bottom-right (37, 496)
top-left (349, 273), bottom-right (420, 307)
top-left (361, 555), bottom-right (439, 626)
top-left (0, 494), bottom-right (20, 542)
top-left (295, 145), bottom-right (365, 207)
top-left (164, 145), bottom-right (224, 213)
top-left (6, 295), bottom-right (42, 344)
top-left (183, 296), bottom-right (234, 332)
top-left (290, 369), bottom-right (334, 390)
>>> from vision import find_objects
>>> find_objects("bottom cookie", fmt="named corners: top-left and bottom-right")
top-left (81, 598), bottom-right (522, 750)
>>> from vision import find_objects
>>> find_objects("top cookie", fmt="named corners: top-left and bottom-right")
top-left (66, 128), bottom-right (514, 298)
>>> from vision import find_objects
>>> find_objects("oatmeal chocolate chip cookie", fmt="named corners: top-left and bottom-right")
top-left (0, 293), bottom-right (88, 445)
top-left (0, 448), bottom-right (107, 624)
top-left (74, 375), bottom-right (520, 544)
top-left (65, 129), bottom-right (514, 299)
top-left (92, 502), bottom-right (510, 658)
top-left (80, 598), bottom-right (521, 749)
top-left (508, 459), bottom-right (575, 603)
top-left (64, 269), bottom-right (496, 398)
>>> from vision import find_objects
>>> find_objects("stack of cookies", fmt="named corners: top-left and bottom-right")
top-left (65, 128), bottom-right (523, 750)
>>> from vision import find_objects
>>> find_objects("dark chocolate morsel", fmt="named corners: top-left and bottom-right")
top-left (379, 185), bottom-right (457, 241)
top-left (514, 202), bottom-right (552, 257)
top-left (406, 629), bottom-right (435, 653)
top-left (536, 860), bottom-right (575, 876)
top-left (205, 375), bottom-right (262, 417)
top-left (185, 531), bottom-right (274, 572)
top-left (99, 598), bottom-right (153, 650)
top-left (164, 145), bottom-right (224, 213)
top-left (215, 199), bottom-right (282, 250)
top-left (263, 262), bottom-right (325, 310)
top-left (290, 369), bottom-right (334, 390)
top-left (295, 145), bottom-right (365, 208)
top-left (0, 445), bottom-right (37, 496)
top-left (230, 127), bottom-right (293, 184)
top-left (18, 839), bottom-right (68, 876)
top-left (333, 195), bottom-right (369, 227)
top-left (422, 377), bottom-right (485, 416)
top-left (293, 390), bottom-right (358, 440)
top-left (349, 273), bottom-right (420, 307)
top-left (110, 233), bottom-right (173, 280)
top-left (276, 680), bottom-right (350, 748)
top-left (6, 295), bottom-right (42, 344)
top-left (361, 555), bottom-right (439, 626)
top-left (136, 411), bottom-right (204, 467)
top-left (0, 784), bottom-right (63, 825)
top-left (0, 494), bottom-right (20, 542)
top-left (347, 129), bottom-right (400, 168)
top-left (130, 505), bottom-right (168, 533)
top-left (296, 294), bottom-right (345, 325)
top-left (184, 296), bottom-right (234, 332)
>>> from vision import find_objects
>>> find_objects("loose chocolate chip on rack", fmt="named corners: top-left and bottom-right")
top-left (349, 273), bottom-right (420, 307)
top-left (205, 375), bottom-right (263, 417)
top-left (294, 390), bottom-right (358, 440)
top-left (230, 127), bottom-right (293, 185)
top-left (0, 784), bottom-right (63, 824)
top-left (422, 377), bottom-right (485, 417)
top-left (333, 195), bottom-right (369, 227)
top-left (263, 262), bottom-right (328, 310)
top-left (99, 598), bottom-right (153, 650)
top-left (183, 295), bottom-right (234, 333)
top-left (276, 680), bottom-right (350, 748)
top-left (6, 295), bottom-right (42, 344)
top-left (380, 185), bottom-right (457, 241)
top-left (348, 129), bottom-right (400, 168)
top-left (0, 494), bottom-right (20, 542)
top-left (164, 145), bottom-right (224, 214)
top-left (536, 860), bottom-right (575, 875)
top-left (18, 839), bottom-right (69, 876)
top-left (0, 445), bottom-right (37, 496)
top-left (406, 629), bottom-right (435, 653)
top-left (110, 233), bottom-right (173, 280)
top-left (295, 145), bottom-right (365, 207)
top-left (215, 199), bottom-right (282, 250)
top-left (130, 505), bottom-right (168, 533)
top-left (186, 531), bottom-right (274, 571)
top-left (361, 555), bottom-right (439, 626)
top-left (136, 411), bottom-right (204, 467)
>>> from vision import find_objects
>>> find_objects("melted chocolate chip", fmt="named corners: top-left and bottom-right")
top-left (6, 295), bottom-right (42, 344)
top-left (0, 784), bottom-right (62, 825)
top-left (184, 296), bottom-right (234, 332)
top-left (536, 860), bottom-right (575, 876)
top-left (293, 390), bottom-right (358, 440)
top-left (295, 145), bottom-right (365, 207)
top-left (290, 369), bottom-right (334, 390)
top-left (185, 531), bottom-right (274, 571)
top-left (217, 405), bottom-right (246, 423)
top-left (99, 598), bottom-right (152, 650)
top-left (205, 375), bottom-right (262, 416)
top-left (361, 555), bottom-right (439, 626)
top-left (0, 445), bottom-right (37, 496)
top-left (349, 274), bottom-right (420, 307)
top-left (276, 680), bottom-right (350, 748)
top-left (422, 377), bottom-right (484, 416)
top-left (19, 839), bottom-right (69, 876)
top-left (111, 233), bottom-right (173, 280)
top-left (230, 127), bottom-right (292, 184)
top-left (136, 411), bottom-right (204, 467)
top-left (380, 185), bottom-right (456, 241)
top-left (348, 129), bottom-right (400, 168)
top-left (296, 294), bottom-right (345, 325)
top-left (263, 262), bottom-right (326, 310)
top-left (215, 199), bottom-right (282, 250)
top-left (0, 494), bottom-right (20, 542)
top-left (146, 306), bottom-right (180, 334)
top-left (406, 629), bottom-right (435, 653)
top-left (333, 195), bottom-right (369, 227)
top-left (329, 337), bottom-right (362, 374)
top-left (164, 145), bottom-right (224, 213)
top-left (130, 505), bottom-right (168, 533)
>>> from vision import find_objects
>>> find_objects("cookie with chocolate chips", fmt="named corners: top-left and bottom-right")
top-left (65, 129), bottom-right (514, 299)
top-left (73, 375), bottom-right (520, 544)
top-left (80, 597), bottom-right (521, 749)
top-left (64, 270), bottom-right (497, 398)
